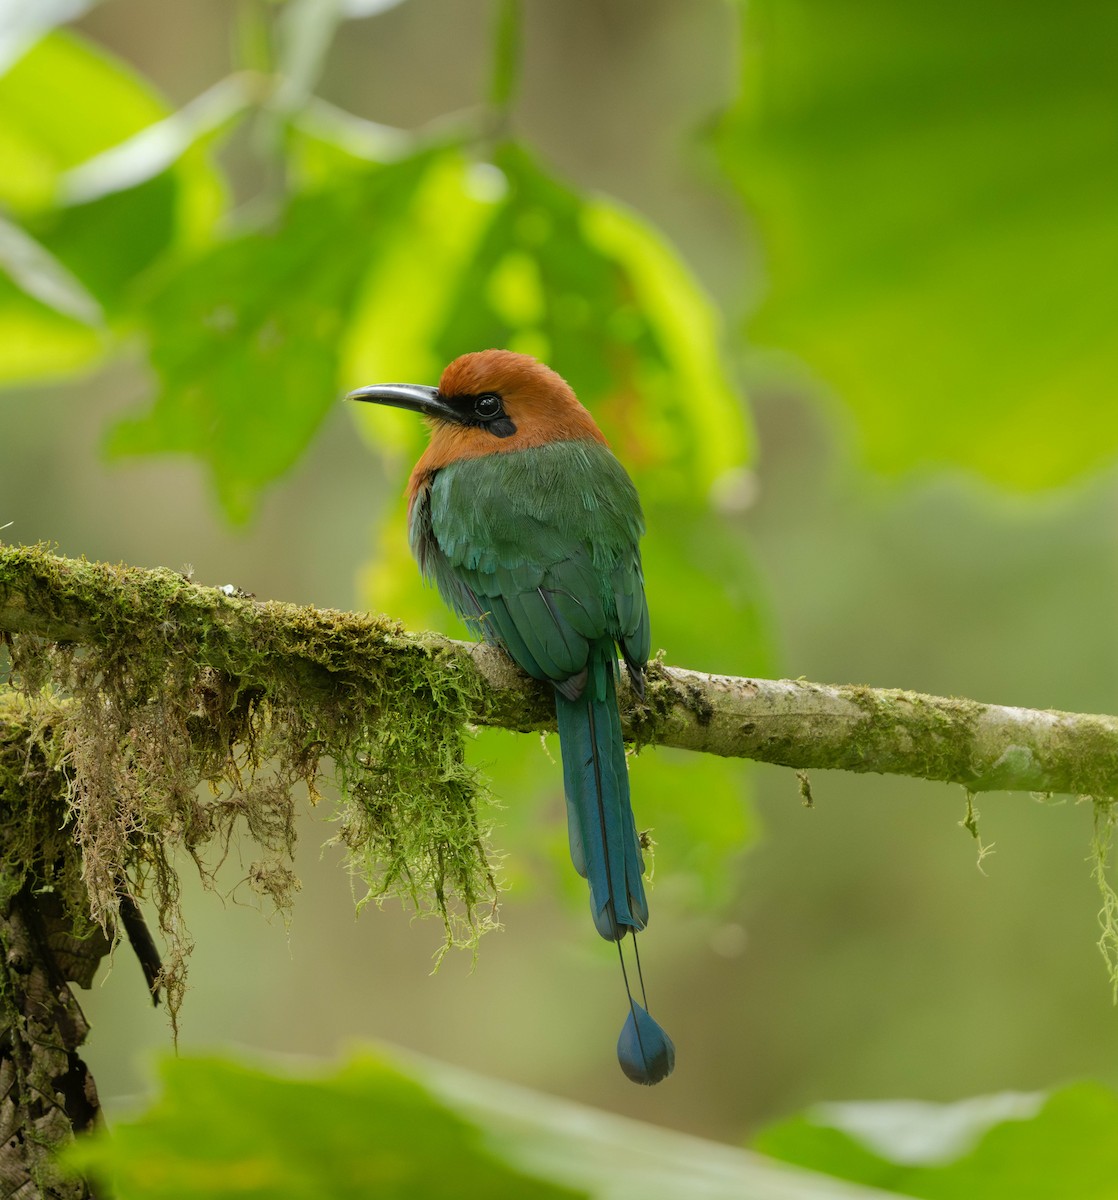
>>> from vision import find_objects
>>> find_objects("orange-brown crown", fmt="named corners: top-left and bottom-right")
top-left (408, 350), bottom-right (608, 498)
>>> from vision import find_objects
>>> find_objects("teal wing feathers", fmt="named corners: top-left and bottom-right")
top-left (410, 439), bottom-right (650, 694)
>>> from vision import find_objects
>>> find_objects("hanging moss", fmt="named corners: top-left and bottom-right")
top-left (0, 691), bottom-right (85, 917)
top-left (1091, 797), bottom-right (1118, 1001)
top-left (0, 544), bottom-right (500, 1028)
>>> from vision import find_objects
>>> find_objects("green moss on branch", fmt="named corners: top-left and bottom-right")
top-left (1, 544), bottom-right (501, 1023)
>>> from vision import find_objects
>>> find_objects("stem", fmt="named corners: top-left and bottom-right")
top-left (488, 0), bottom-right (523, 128)
top-left (235, 0), bottom-right (275, 76)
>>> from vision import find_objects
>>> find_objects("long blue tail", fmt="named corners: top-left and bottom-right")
top-left (555, 660), bottom-right (675, 1085)
top-left (555, 667), bottom-right (646, 941)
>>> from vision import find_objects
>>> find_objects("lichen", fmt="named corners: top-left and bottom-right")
top-left (0, 543), bottom-right (500, 1030)
top-left (1045, 715), bottom-right (1118, 798)
top-left (843, 685), bottom-right (985, 785)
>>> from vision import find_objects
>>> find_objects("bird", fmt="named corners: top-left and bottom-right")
top-left (348, 349), bottom-right (675, 1085)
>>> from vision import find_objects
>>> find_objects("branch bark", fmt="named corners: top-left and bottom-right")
top-left (0, 888), bottom-right (104, 1200)
top-left (2, 543), bottom-right (1116, 797)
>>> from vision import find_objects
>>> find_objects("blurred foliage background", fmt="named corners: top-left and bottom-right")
top-left (1, 0), bottom-right (1117, 1186)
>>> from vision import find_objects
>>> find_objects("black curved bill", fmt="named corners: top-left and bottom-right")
top-left (346, 382), bottom-right (458, 422)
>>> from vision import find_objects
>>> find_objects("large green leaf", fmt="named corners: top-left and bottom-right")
top-left (753, 1083), bottom-right (1118, 1199)
top-left (66, 1050), bottom-right (904, 1200)
top-left (66, 1053), bottom-right (583, 1199)
top-left (108, 152), bottom-right (434, 521)
top-left (723, 1), bottom-right (1118, 488)
top-left (346, 143), bottom-right (753, 493)
top-left (0, 31), bottom-right (225, 380)
top-left (0, 30), bottom-right (161, 378)
top-left (0, 30), bottom-right (166, 213)
top-left (434, 144), bottom-right (752, 494)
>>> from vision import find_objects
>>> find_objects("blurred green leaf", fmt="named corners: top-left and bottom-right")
top-left (753, 1082), bottom-right (1118, 1199)
top-left (414, 1050), bottom-right (907, 1199)
top-left (66, 1052), bottom-right (584, 1199)
top-left (0, 30), bottom-right (167, 379)
top-left (723, 0), bottom-right (1118, 488)
top-left (0, 30), bottom-right (227, 379)
top-left (341, 148), bottom-right (499, 419)
top-left (32, 76), bottom-right (228, 313)
top-left (108, 152), bottom-right (435, 521)
top-left (0, 30), bottom-right (166, 213)
top-left (427, 144), bottom-right (752, 492)
top-left (67, 1049), bottom-right (905, 1200)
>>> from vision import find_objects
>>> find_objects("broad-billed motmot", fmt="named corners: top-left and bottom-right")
top-left (349, 349), bottom-right (675, 1085)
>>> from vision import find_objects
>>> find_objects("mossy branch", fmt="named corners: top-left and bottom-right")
top-left (0, 542), bottom-right (504, 1030)
top-left (2, 543), bottom-right (1116, 797)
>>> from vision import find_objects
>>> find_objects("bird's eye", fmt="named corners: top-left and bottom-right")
top-left (473, 393), bottom-right (502, 419)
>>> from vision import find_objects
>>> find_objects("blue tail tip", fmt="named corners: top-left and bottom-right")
top-left (617, 1002), bottom-right (676, 1085)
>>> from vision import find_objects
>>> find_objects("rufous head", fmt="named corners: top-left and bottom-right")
top-left (347, 350), bottom-right (608, 483)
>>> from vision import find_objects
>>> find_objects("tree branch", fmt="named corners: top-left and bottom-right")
top-left (2, 543), bottom-right (1116, 797)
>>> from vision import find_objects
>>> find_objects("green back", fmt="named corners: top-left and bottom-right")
top-left (410, 439), bottom-right (650, 689)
